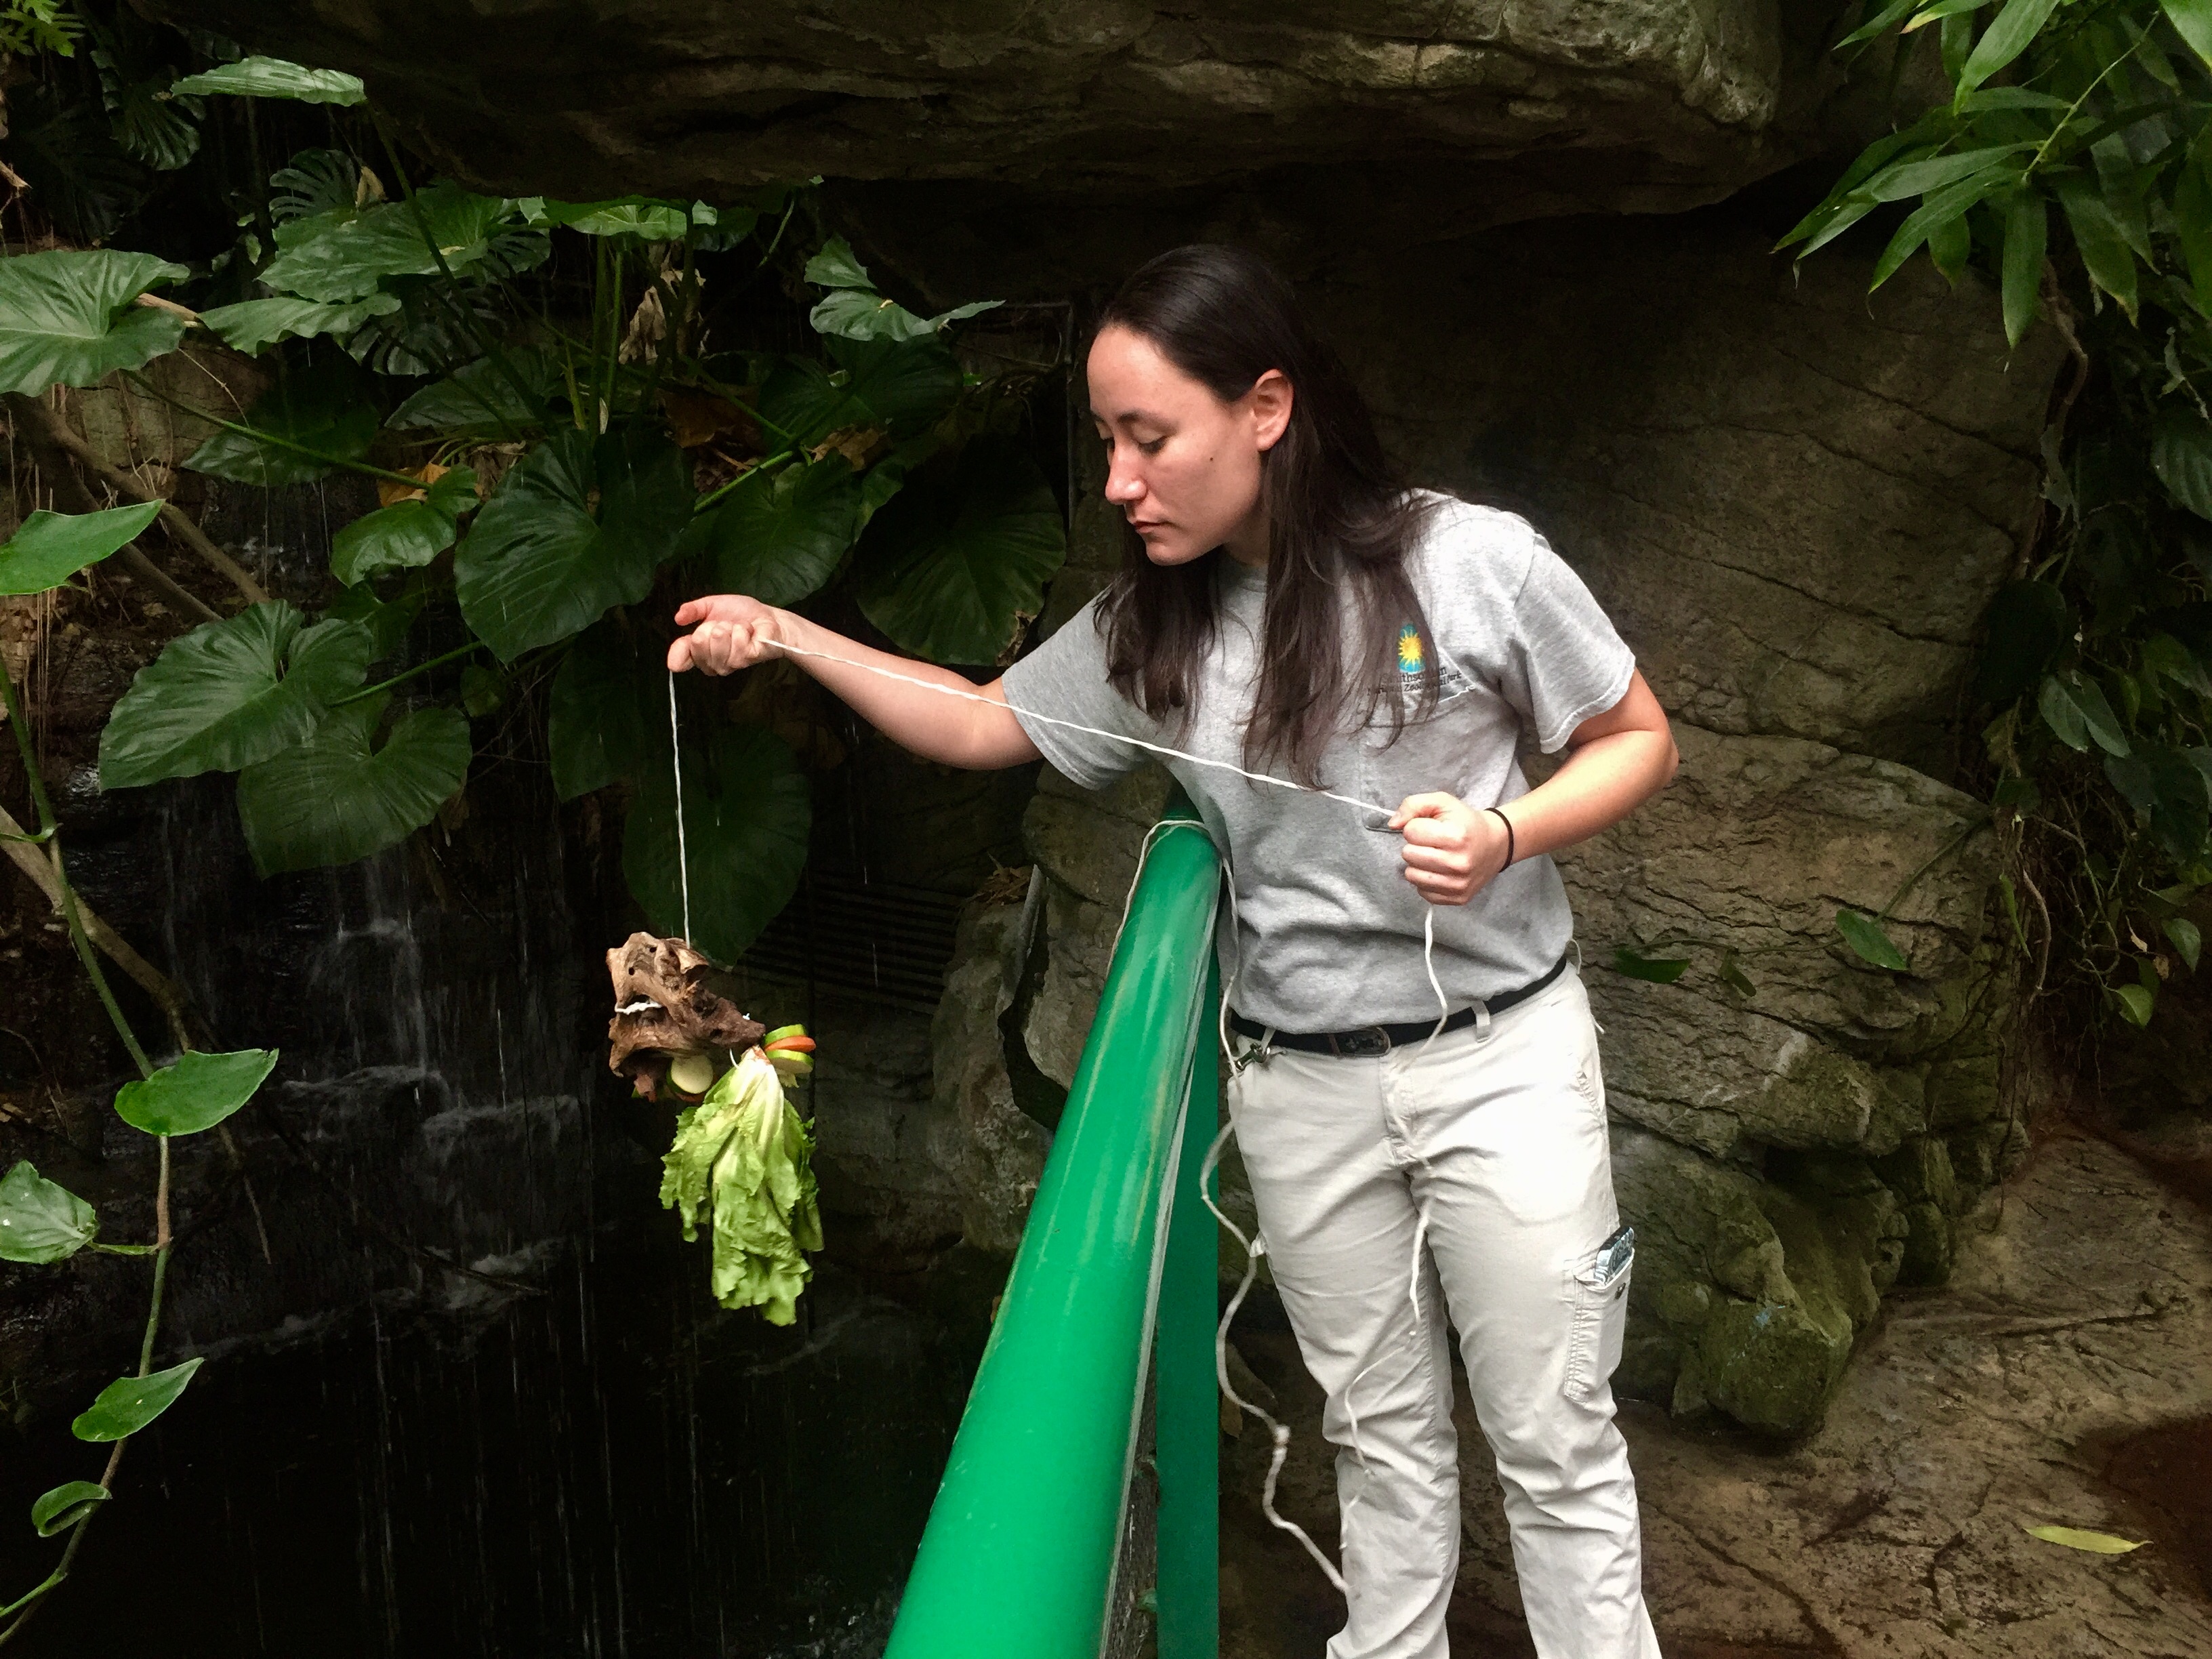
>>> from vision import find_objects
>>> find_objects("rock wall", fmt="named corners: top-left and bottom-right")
top-left (148, 1), bottom-right (1861, 213)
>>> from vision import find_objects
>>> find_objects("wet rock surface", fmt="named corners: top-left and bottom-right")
top-left (1222, 1126), bottom-right (2212, 1658)
top-left (143, 1), bottom-right (1857, 213)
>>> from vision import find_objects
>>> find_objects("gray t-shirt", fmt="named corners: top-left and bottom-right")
top-left (1002, 493), bottom-right (1635, 1030)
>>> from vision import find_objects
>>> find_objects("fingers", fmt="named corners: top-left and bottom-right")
top-left (1402, 863), bottom-right (1471, 905)
top-left (1399, 841), bottom-right (1467, 876)
top-left (669, 618), bottom-right (754, 676)
top-left (1387, 791), bottom-right (1459, 830)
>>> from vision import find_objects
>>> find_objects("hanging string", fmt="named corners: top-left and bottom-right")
top-left (667, 668), bottom-right (693, 945)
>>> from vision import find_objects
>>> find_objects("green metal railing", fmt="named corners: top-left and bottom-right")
top-left (885, 802), bottom-right (1223, 1659)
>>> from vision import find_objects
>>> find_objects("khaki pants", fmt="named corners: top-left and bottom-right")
top-left (1226, 966), bottom-right (1662, 1659)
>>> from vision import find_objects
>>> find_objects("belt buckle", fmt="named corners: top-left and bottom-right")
top-left (1332, 1025), bottom-right (1392, 1059)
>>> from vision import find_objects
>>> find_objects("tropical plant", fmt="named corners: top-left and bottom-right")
top-left (0, 504), bottom-right (278, 1643)
top-left (2, 64), bottom-right (1065, 966)
top-left (1788, 0), bottom-right (2212, 1027)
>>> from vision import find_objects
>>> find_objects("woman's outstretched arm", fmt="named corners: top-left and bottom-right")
top-left (1391, 670), bottom-right (1679, 905)
top-left (668, 595), bottom-right (1042, 771)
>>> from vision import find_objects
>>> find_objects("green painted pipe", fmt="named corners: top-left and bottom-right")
top-left (1158, 954), bottom-right (1223, 1659)
top-left (884, 804), bottom-right (1222, 1659)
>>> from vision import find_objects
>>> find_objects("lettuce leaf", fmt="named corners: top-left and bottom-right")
top-left (659, 1050), bottom-right (822, 1324)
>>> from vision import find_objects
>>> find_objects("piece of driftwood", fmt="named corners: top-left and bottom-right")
top-left (605, 932), bottom-right (763, 1099)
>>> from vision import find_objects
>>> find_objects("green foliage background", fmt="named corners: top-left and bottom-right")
top-left (1794, 0), bottom-right (2212, 1027)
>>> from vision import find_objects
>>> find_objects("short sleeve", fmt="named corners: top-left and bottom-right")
top-left (1500, 527), bottom-right (1637, 753)
top-left (1000, 596), bottom-right (1155, 790)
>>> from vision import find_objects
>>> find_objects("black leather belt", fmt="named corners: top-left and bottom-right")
top-left (1227, 953), bottom-right (1572, 1058)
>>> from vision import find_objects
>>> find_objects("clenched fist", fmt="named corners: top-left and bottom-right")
top-left (668, 595), bottom-right (784, 675)
top-left (1387, 792), bottom-right (1513, 906)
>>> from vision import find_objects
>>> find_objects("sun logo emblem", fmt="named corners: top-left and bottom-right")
top-left (1396, 624), bottom-right (1426, 674)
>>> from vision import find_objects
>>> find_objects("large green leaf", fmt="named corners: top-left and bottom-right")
top-left (2144, 632), bottom-right (2212, 697)
top-left (801, 238), bottom-right (1006, 341)
top-left (235, 698), bottom-right (470, 875)
top-left (1611, 947), bottom-right (1691, 984)
top-left (2057, 176), bottom-right (2139, 321)
top-left (804, 237), bottom-right (875, 289)
top-left (199, 293), bottom-right (401, 355)
top-left (31, 1481), bottom-right (109, 1538)
top-left (2152, 411), bottom-right (2212, 519)
top-left (260, 186), bottom-right (518, 304)
top-left (0, 249), bottom-right (189, 396)
top-left (516, 196), bottom-right (690, 239)
top-left (2160, 0), bottom-right (2212, 68)
top-left (169, 56), bottom-right (365, 104)
top-left (0, 1161), bottom-right (98, 1263)
top-left (0, 501), bottom-right (161, 596)
top-left (114, 1048), bottom-right (279, 1136)
top-left (455, 426), bottom-right (693, 660)
top-left (331, 468), bottom-right (478, 586)
top-left (99, 604), bottom-right (373, 789)
top-left (1836, 909), bottom-right (1910, 971)
top-left (2000, 190), bottom-right (2047, 348)
top-left (323, 579), bottom-right (426, 661)
top-left (1953, 0), bottom-right (2062, 100)
top-left (851, 437), bottom-right (1067, 665)
top-left (182, 357), bottom-right (380, 487)
top-left (623, 725), bottom-right (811, 961)
top-left (2114, 743), bottom-right (2212, 862)
top-left (759, 333), bottom-right (960, 447)
top-left (2039, 670), bottom-right (2131, 757)
top-left (1872, 167), bottom-right (2018, 288)
top-left (72, 1358), bottom-right (203, 1442)
top-left (1974, 579), bottom-right (2071, 703)
top-left (2110, 981), bottom-right (2156, 1025)
top-left (547, 617), bottom-right (667, 800)
top-left (809, 289), bottom-right (1001, 344)
top-left (695, 456), bottom-right (862, 606)
top-left (386, 346), bottom-right (560, 431)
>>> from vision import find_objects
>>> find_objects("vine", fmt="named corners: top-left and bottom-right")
top-left (0, 505), bottom-right (278, 1641)
top-left (1786, 0), bottom-right (2212, 1031)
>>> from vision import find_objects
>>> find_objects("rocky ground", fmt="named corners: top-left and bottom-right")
top-left (1221, 1122), bottom-right (2212, 1658)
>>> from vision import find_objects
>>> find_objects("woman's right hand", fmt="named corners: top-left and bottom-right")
top-left (668, 595), bottom-right (785, 675)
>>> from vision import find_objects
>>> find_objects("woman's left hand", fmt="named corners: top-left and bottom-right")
top-left (1389, 792), bottom-right (1510, 906)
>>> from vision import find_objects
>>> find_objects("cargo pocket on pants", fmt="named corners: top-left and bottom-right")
top-left (1562, 1231), bottom-right (1633, 1404)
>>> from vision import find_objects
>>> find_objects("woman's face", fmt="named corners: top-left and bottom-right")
top-left (1087, 323), bottom-right (1292, 567)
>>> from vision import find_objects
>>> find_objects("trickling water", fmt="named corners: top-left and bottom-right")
top-left (2, 682), bottom-right (994, 1655)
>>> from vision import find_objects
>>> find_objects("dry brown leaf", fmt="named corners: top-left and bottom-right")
top-left (377, 461), bottom-right (447, 508)
top-left (810, 425), bottom-right (888, 472)
top-left (661, 388), bottom-right (759, 452)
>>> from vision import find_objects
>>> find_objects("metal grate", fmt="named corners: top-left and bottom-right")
top-left (739, 865), bottom-right (967, 1012)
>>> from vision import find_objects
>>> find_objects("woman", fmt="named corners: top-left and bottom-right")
top-left (670, 244), bottom-right (1676, 1659)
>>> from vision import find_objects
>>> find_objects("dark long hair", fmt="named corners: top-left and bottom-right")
top-left (1094, 244), bottom-right (1436, 784)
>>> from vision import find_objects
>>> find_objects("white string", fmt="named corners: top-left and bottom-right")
top-left (667, 668), bottom-right (692, 945)
top-left (733, 632), bottom-right (1477, 1601)
top-left (761, 637), bottom-right (1396, 822)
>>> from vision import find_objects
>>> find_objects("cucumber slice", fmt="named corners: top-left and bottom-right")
top-left (668, 1052), bottom-right (718, 1095)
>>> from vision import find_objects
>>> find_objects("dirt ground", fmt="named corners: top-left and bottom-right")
top-left (1222, 1124), bottom-right (2212, 1658)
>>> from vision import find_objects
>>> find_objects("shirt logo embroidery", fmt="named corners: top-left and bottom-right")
top-left (1395, 624), bottom-right (1475, 702)
top-left (1397, 625), bottom-right (1426, 674)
